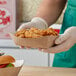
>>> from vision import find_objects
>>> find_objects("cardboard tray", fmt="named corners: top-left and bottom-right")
top-left (0, 60), bottom-right (24, 76)
top-left (10, 33), bottom-right (58, 49)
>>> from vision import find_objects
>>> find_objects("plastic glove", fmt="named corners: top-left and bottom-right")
top-left (17, 17), bottom-right (48, 31)
top-left (39, 27), bottom-right (76, 53)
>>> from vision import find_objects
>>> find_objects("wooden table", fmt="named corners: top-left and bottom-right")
top-left (19, 66), bottom-right (76, 76)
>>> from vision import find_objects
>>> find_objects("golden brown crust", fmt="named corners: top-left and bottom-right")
top-left (0, 55), bottom-right (15, 64)
top-left (15, 27), bottom-right (58, 38)
top-left (15, 29), bottom-right (26, 37)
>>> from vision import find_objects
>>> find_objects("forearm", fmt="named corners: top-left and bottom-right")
top-left (36, 0), bottom-right (67, 26)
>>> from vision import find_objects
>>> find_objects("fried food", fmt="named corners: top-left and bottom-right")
top-left (15, 27), bottom-right (58, 38)
top-left (18, 34), bottom-right (25, 38)
top-left (15, 29), bottom-right (26, 37)
top-left (46, 28), bottom-right (58, 36)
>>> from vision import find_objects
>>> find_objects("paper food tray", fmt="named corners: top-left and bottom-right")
top-left (10, 33), bottom-right (58, 49)
top-left (0, 60), bottom-right (24, 76)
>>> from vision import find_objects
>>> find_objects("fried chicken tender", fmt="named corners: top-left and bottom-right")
top-left (18, 34), bottom-right (25, 38)
top-left (25, 30), bottom-right (32, 38)
top-left (46, 28), bottom-right (58, 36)
top-left (39, 30), bottom-right (47, 36)
top-left (25, 29), bottom-right (42, 38)
top-left (15, 29), bottom-right (26, 37)
top-left (30, 27), bottom-right (47, 36)
top-left (15, 27), bottom-right (58, 38)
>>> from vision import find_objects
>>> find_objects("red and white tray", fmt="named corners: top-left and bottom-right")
top-left (50, 24), bottom-right (61, 33)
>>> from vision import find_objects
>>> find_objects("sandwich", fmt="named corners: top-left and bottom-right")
top-left (0, 55), bottom-right (15, 68)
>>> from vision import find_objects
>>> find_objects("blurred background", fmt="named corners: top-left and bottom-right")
top-left (0, 0), bottom-right (66, 67)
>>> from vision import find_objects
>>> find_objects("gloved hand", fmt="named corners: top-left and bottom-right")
top-left (39, 27), bottom-right (76, 53)
top-left (17, 17), bottom-right (48, 31)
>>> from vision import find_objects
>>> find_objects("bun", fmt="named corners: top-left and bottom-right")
top-left (0, 55), bottom-right (15, 64)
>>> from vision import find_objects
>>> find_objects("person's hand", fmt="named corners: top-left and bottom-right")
top-left (17, 17), bottom-right (48, 49)
top-left (39, 27), bottom-right (76, 53)
top-left (18, 17), bottom-right (48, 31)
